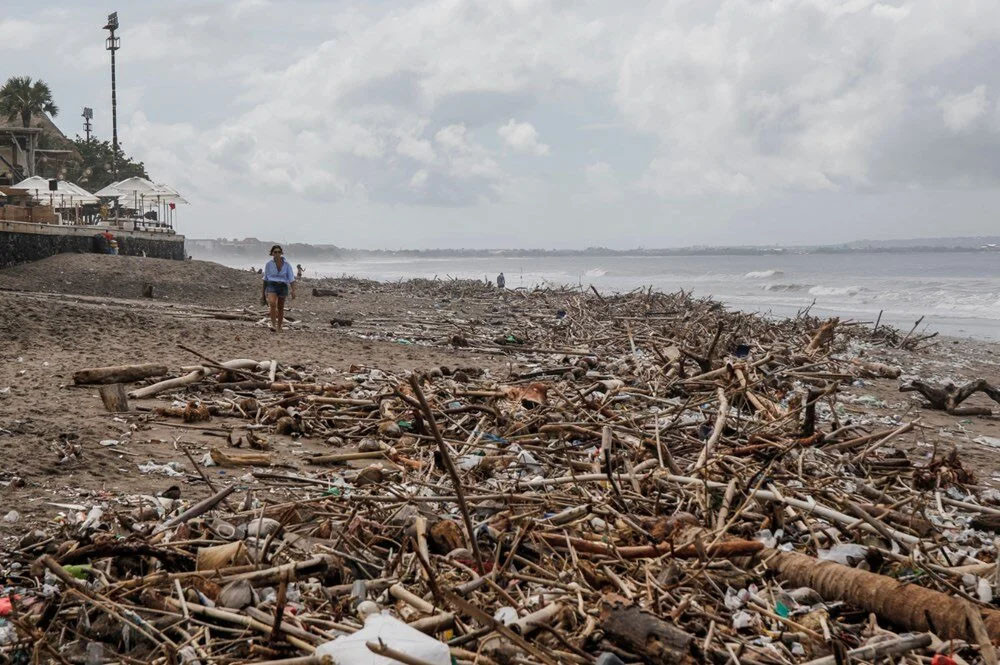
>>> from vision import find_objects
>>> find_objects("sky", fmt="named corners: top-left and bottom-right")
top-left (4, 0), bottom-right (1000, 249)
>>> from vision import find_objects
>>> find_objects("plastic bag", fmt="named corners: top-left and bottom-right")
top-left (315, 612), bottom-right (450, 665)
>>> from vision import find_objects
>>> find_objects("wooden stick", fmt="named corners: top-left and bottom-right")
top-left (408, 374), bottom-right (485, 575)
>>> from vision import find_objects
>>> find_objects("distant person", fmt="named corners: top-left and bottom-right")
top-left (497, 272), bottom-right (505, 289)
top-left (261, 244), bottom-right (296, 332)
top-left (296, 263), bottom-right (304, 279)
top-left (99, 230), bottom-right (115, 254)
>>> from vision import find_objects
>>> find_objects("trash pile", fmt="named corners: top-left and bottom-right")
top-left (5, 284), bottom-right (1000, 665)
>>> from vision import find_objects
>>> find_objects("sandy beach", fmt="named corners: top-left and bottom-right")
top-left (2, 254), bottom-right (998, 531)
top-left (3, 253), bottom-right (1000, 662)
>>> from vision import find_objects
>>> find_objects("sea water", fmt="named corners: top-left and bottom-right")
top-left (208, 251), bottom-right (1000, 340)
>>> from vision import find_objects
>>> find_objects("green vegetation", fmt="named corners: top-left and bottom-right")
top-left (61, 137), bottom-right (148, 192)
top-left (0, 76), bottom-right (58, 128)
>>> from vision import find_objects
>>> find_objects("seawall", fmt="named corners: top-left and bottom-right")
top-left (0, 221), bottom-right (185, 268)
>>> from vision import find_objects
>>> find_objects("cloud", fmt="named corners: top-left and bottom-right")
top-left (0, 19), bottom-right (44, 50)
top-left (940, 85), bottom-right (989, 132)
top-left (584, 161), bottom-right (622, 202)
top-left (19, 0), bottom-right (1000, 247)
top-left (617, 0), bottom-right (1000, 196)
top-left (498, 119), bottom-right (550, 155)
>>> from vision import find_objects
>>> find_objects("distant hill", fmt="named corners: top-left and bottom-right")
top-left (188, 235), bottom-right (1000, 260)
top-left (830, 236), bottom-right (1000, 250)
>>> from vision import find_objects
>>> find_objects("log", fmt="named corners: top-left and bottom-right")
top-left (599, 594), bottom-right (696, 664)
top-left (210, 448), bottom-right (273, 467)
top-left (98, 383), bottom-right (130, 412)
top-left (806, 318), bottom-right (838, 354)
top-left (535, 528), bottom-right (762, 560)
top-left (762, 549), bottom-right (1000, 641)
top-left (130, 369), bottom-right (203, 399)
top-left (154, 484), bottom-right (237, 534)
top-left (851, 359), bottom-right (901, 379)
top-left (74, 363), bottom-right (168, 385)
top-left (799, 633), bottom-right (932, 665)
top-left (900, 378), bottom-right (1000, 414)
top-left (311, 288), bottom-right (341, 297)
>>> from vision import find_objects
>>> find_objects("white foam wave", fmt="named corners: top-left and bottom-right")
top-left (744, 269), bottom-right (783, 279)
top-left (761, 283), bottom-right (810, 292)
top-left (808, 285), bottom-right (863, 297)
top-left (585, 268), bottom-right (608, 277)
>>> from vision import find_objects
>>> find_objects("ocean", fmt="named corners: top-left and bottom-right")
top-left (207, 251), bottom-right (1000, 340)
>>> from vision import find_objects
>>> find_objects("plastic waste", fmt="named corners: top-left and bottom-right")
top-left (493, 606), bottom-right (518, 625)
top-left (315, 612), bottom-right (450, 665)
top-left (86, 642), bottom-right (104, 665)
top-left (818, 543), bottom-right (868, 565)
top-left (596, 653), bottom-right (625, 665)
top-left (138, 461), bottom-right (185, 477)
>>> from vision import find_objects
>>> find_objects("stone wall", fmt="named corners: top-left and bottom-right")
top-left (0, 222), bottom-right (185, 268)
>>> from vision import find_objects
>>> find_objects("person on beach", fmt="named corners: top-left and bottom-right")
top-left (296, 264), bottom-right (304, 279)
top-left (261, 244), bottom-right (296, 332)
top-left (497, 272), bottom-right (505, 289)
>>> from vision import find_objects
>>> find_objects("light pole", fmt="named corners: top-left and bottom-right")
top-left (82, 107), bottom-right (93, 141)
top-left (103, 11), bottom-right (120, 177)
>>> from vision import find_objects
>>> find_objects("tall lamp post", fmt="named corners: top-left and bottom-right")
top-left (103, 12), bottom-right (120, 177)
top-left (82, 107), bottom-right (93, 141)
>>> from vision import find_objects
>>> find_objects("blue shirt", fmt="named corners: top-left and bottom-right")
top-left (264, 259), bottom-right (295, 284)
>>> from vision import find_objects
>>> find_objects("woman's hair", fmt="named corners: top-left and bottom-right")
top-left (270, 244), bottom-right (283, 255)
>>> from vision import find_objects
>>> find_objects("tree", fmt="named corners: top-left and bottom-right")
top-left (61, 137), bottom-right (148, 192)
top-left (0, 76), bottom-right (59, 128)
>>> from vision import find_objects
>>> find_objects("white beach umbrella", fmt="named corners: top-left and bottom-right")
top-left (12, 176), bottom-right (99, 206)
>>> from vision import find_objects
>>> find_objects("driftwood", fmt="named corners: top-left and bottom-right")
top-left (97, 383), bottom-right (130, 412)
top-left (799, 633), bottom-right (932, 665)
top-left (210, 448), bottom-right (273, 467)
top-left (15, 281), bottom-right (1000, 665)
top-left (850, 358), bottom-right (901, 379)
top-left (311, 287), bottom-right (341, 297)
top-left (534, 529), bottom-right (763, 560)
top-left (900, 378), bottom-right (1000, 415)
top-left (805, 318), bottom-right (838, 354)
top-left (763, 549), bottom-right (1000, 641)
top-left (600, 594), bottom-right (696, 664)
top-left (130, 369), bottom-right (203, 399)
top-left (74, 363), bottom-right (168, 385)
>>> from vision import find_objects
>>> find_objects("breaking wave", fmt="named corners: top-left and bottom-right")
top-left (808, 285), bottom-right (864, 297)
top-left (744, 269), bottom-right (783, 278)
top-left (585, 268), bottom-right (608, 277)
top-left (761, 283), bottom-right (810, 292)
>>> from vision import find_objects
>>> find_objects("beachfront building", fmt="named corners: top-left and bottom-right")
top-left (0, 112), bottom-right (80, 184)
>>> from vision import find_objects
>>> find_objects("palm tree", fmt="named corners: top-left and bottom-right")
top-left (0, 76), bottom-right (59, 128)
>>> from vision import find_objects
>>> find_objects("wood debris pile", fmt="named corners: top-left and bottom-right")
top-left (4, 284), bottom-right (1000, 665)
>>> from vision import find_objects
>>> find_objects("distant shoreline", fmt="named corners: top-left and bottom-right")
top-left (188, 238), bottom-right (1000, 261)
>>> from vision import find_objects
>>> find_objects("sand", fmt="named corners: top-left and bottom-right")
top-left (1, 253), bottom-right (999, 536)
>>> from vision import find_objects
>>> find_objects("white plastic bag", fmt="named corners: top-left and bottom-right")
top-left (315, 612), bottom-right (450, 665)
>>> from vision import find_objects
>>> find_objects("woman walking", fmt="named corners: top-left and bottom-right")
top-left (261, 244), bottom-right (296, 332)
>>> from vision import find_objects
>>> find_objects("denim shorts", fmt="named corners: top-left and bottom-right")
top-left (265, 281), bottom-right (289, 297)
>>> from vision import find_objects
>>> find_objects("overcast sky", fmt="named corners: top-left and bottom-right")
top-left (4, 0), bottom-right (1000, 248)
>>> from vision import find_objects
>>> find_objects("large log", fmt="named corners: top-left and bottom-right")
top-left (73, 363), bottom-right (168, 385)
top-left (763, 549), bottom-right (1000, 641)
top-left (130, 369), bottom-right (203, 399)
top-left (98, 383), bottom-right (130, 412)
top-left (600, 594), bottom-right (696, 664)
